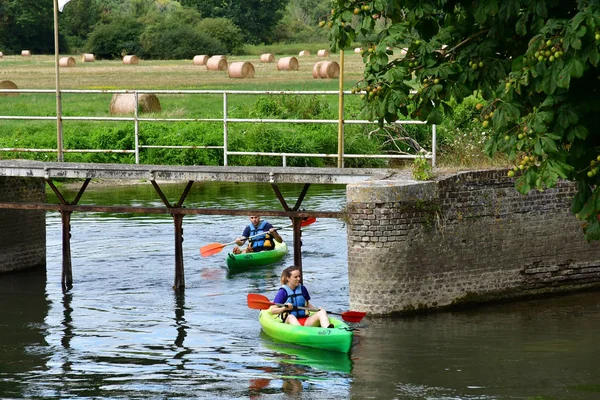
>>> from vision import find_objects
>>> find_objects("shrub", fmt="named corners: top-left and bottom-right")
top-left (197, 18), bottom-right (244, 55)
top-left (87, 17), bottom-right (143, 59)
top-left (140, 25), bottom-right (225, 59)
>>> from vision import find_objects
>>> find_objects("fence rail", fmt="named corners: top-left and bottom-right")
top-left (0, 89), bottom-right (436, 167)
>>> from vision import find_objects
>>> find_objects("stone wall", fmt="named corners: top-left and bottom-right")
top-left (0, 177), bottom-right (46, 273)
top-left (346, 169), bottom-right (600, 315)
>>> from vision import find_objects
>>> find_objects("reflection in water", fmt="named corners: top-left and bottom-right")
top-left (61, 292), bottom-right (74, 350)
top-left (173, 291), bottom-right (192, 364)
top-left (0, 266), bottom-right (49, 397)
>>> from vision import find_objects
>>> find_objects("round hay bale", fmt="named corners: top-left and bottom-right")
top-left (109, 93), bottom-right (161, 115)
top-left (312, 62), bottom-right (323, 79)
top-left (317, 49), bottom-right (330, 57)
top-left (228, 62), bottom-right (255, 79)
top-left (313, 61), bottom-right (340, 79)
top-left (260, 53), bottom-right (275, 63)
top-left (81, 53), bottom-right (95, 62)
top-left (206, 56), bottom-right (228, 71)
top-left (277, 56), bottom-right (299, 71)
top-left (0, 80), bottom-right (19, 97)
top-left (193, 55), bottom-right (209, 65)
top-left (21, 50), bottom-right (31, 57)
top-left (298, 50), bottom-right (310, 57)
top-left (354, 47), bottom-right (362, 54)
top-left (122, 55), bottom-right (139, 64)
top-left (59, 56), bottom-right (76, 67)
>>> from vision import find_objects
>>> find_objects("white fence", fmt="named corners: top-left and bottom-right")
top-left (0, 89), bottom-right (436, 167)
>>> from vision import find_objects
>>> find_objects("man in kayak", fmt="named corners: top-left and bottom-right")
top-left (268, 265), bottom-right (334, 328)
top-left (232, 215), bottom-right (283, 254)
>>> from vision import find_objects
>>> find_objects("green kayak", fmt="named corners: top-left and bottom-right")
top-left (259, 310), bottom-right (353, 353)
top-left (226, 241), bottom-right (288, 270)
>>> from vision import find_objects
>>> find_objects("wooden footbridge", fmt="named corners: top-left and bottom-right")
top-left (0, 159), bottom-right (397, 290)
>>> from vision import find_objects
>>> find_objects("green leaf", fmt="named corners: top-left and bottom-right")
top-left (590, 47), bottom-right (599, 67)
top-left (541, 137), bottom-right (558, 153)
top-left (542, 70), bottom-right (557, 94)
top-left (569, 58), bottom-right (584, 78)
top-left (341, 10), bottom-right (353, 22)
top-left (504, 102), bottom-right (521, 119)
top-left (538, 111), bottom-right (554, 123)
top-left (534, 139), bottom-right (543, 155)
top-left (426, 107), bottom-right (443, 124)
top-left (516, 14), bottom-right (528, 36)
top-left (556, 65), bottom-right (571, 88)
top-left (474, 3), bottom-right (487, 24)
top-left (570, 125), bottom-right (589, 140)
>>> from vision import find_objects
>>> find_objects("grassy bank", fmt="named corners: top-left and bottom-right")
top-left (0, 51), bottom-right (506, 169)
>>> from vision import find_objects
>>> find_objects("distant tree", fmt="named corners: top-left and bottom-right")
top-left (180, 0), bottom-right (289, 44)
top-left (0, 0), bottom-right (58, 53)
top-left (59, 0), bottom-right (102, 51)
top-left (139, 9), bottom-right (228, 58)
top-left (273, 1), bottom-right (330, 43)
top-left (197, 18), bottom-right (244, 54)
top-left (87, 15), bottom-right (143, 59)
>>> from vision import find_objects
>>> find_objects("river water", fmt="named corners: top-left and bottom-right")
top-left (1, 182), bottom-right (599, 399)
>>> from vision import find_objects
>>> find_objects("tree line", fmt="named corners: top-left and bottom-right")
top-left (0, 0), bottom-right (331, 58)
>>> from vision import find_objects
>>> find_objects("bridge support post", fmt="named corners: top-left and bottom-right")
top-left (173, 213), bottom-right (185, 290)
top-left (46, 178), bottom-right (90, 291)
top-left (271, 183), bottom-right (310, 283)
top-left (151, 179), bottom-right (194, 290)
top-left (60, 208), bottom-right (73, 291)
top-left (292, 217), bottom-right (303, 281)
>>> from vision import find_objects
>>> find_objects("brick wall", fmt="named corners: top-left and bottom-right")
top-left (0, 177), bottom-right (46, 273)
top-left (346, 169), bottom-right (600, 315)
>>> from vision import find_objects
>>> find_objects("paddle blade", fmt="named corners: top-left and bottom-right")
top-left (200, 243), bottom-right (226, 257)
top-left (339, 311), bottom-right (367, 323)
top-left (300, 217), bottom-right (317, 227)
top-left (247, 293), bottom-right (274, 310)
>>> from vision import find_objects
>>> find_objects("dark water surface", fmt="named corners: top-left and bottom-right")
top-left (1, 182), bottom-right (599, 399)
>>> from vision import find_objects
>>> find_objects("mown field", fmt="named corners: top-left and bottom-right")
top-left (0, 50), bottom-right (502, 168)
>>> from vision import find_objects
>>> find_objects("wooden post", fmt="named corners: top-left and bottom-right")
top-left (61, 208), bottom-right (73, 290)
top-left (173, 213), bottom-right (185, 289)
top-left (293, 217), bottom-right (303, 283)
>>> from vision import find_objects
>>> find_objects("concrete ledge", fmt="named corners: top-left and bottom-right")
top-left (0, 159), bottom-right (399, 185)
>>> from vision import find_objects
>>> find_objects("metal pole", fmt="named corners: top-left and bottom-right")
top-left (432, 124), bottom-right (437, 167)
top-left (53, 0), bottom-right (64, 162)
top-left (135, 92), bottom-right (140, 164)
top-left (337, 50), bottom-right (345, 168)
top-left (61, 209), bottom-right (73, 291)
top-left (223, 93), bottom-right (228, 166)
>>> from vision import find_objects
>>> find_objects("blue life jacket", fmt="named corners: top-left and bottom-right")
top-left (248, 220), bottom-right (274, 251)
top-left (282, 284), bottom-right (307, 318)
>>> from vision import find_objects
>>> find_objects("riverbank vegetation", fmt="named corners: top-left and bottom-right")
top-left (0, 54), bottom-right (502, 169)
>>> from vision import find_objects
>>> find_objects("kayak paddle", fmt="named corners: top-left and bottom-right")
top-left (247, 293), bottom-right (366, 323)
top-left (200, 217), bottom-right (316, 257)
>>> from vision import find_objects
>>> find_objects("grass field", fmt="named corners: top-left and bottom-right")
top-left (0, 51), bottom-right (402, 167)
top-left (0, 51), bottom-right (503, 169)
top-left (0, 52), bottom-right (366, 90)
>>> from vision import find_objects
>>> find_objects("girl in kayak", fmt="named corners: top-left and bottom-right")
top-left (268, 265), bottom-right (334, 328)
top-left (233, 215), bottom-right (282, 254)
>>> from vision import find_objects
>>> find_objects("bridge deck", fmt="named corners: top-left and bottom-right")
top-left (0, 160), bottom-right (400, 184)
top-left (0, 159), bottom-right (406, 289)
